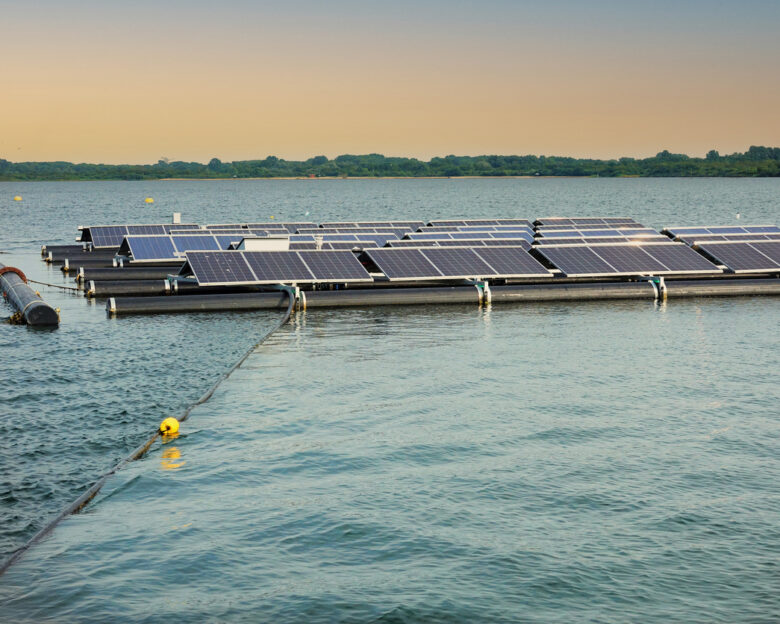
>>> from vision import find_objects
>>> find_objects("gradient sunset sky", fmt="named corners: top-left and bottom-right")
top-left (3, 0), bottom-right (779, 163)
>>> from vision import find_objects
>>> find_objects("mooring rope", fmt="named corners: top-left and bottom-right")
top-left (26, 279), bottom-right (81, 293)
top-left (0, 291), bottom-right (294, 576)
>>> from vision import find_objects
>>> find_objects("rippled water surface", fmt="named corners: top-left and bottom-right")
top-left (0, 179), bottom-right (778, 622)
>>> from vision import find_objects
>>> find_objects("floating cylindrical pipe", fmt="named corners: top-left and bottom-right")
top-left (491, 281), bottom-right (656, 302)
top-left (665, 278), bottom-right (780, 298)
top-left (0, 263), bottom-right (60, 326)
top-left (61, 258), bottom-right (117, 272)
top-left (106, 278), bottom-right (780, 317)
top-left (78, 267), bottom-right (180, 283)
top-left (46, 250), bottom-right (118, 264)
top-left (107, 292), bottom-right (290, 315)
top-left (87, 279), bottom-right (171, 298)
top-left (41, 244), bottom-right (85, 257)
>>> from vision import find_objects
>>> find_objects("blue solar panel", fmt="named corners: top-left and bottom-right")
top-left (126, 236), bottom-right (177, 261)
top-left (172, 235), bottom-right (220, 253)
top-left (696, 241), bottom-right (780, 273)
top-left (297, 251), bottom-right (373, 281)
top-left (186, 251), bottom-right (257, 285)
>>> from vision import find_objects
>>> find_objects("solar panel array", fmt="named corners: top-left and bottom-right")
top-left (320, 221), bottom-right (425, 229)
top-left (123, 233), bottom-right (278, 262)
top-left (363, 247), bottom-right (550, 281)
top-left (676, 233), bottom-right (780, 245)
top-left (538, 228), bottom-right (659, 238)
top-left (536, 242), bottom-right (721, 277)
top-left (535, 217), bottom-right (640, 227)
top-left (288, 241), bottom-right (381, 250)
top-left (664, 225), bottom-right (780, 238)
top-left (404, 231), bottom-right (535, 242)
top-left (85, 224), bottom-right (200, 247)
top-left (695, 241), bottom-right (780, 273)
top-left (428, 219), bottom-right (533, 227)
top-left (185, 250), bottom-right (373, 285)
top-left (534, 236), bottom-right (671, 245)
top-left (387, 239), bottom-right (531, 249)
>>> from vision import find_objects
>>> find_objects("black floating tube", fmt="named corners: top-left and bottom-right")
top-left (491, 281), bottom-right (656, 302)
top-left (108, 292), bottom-right (290, 315)
top-left (665, 278), bottom-right (780, 298)
top-left (61, 258), bottom-right (117, 272)
top-left (46, 250), bottom-right (118, 263)
top-left (41, 244), bottom-right (85, 256)
top-left (0, 263), bottom-right (60, 326)
top-left (87, 279), bottom-right (171, 298)
top-left (78, 267), bottom-right (179, 282)
top-left (305, 286), bottom-right (479, 307)
top-left (106, 278), bottom-right (780, 317)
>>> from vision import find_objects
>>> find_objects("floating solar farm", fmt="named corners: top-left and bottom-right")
top-left (38, 216), bottom-right (780, 316)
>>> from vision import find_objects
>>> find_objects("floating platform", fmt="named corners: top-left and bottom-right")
top-left (36, 215), bottom-right (780, 319)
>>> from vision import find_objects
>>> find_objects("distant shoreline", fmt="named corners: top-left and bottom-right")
top-left (2, 147), bottom-right (778, 180)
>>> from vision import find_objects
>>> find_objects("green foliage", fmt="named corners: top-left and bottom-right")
top-left (1, 147), bottom-right (779, 180)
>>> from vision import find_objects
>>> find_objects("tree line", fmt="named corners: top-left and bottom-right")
top-left (2, 146), bottom-right (779, 180)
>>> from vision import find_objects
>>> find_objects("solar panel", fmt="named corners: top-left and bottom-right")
top-left (418, 248), bottom-right (496, 278)
top-left (172, 235), bottom-right (221, 253)
top-left (586, 244), bottom-right (669, 273)
top-left (645, 244), bottom-right (722, 273)
top-left (535, 246), bottom-right (619, 276)
top-left (696, 241), bottom-right (780, 273)
top-left (186, 251), bottom-right (257, 285)
top-left (297, 251), bottom-right (373, 281)
top-left (243, 251), bottom-right (314, 282)
top-left (677, 233), bottom-right (780, 245)
top-left (534, 236), bottom-right (671, 245)
top-left (539, 228), bottom-right (659, 238)
top-left (90, 226), bottom-right (129, 248)
top-left (536, 217), bottom-right (639, 227)
top-left (165, 224), bottom-right (202, 232)
top-left (664, 225), bottom-right (780, 238)
top-left (363, 249), bottom-right (442, 279)
top-left (125, 236), bottom-right (178, 261)
top-left (127, 225), bottom-right (166, 235)
top-left (473, 247), bottom-right (552, 276)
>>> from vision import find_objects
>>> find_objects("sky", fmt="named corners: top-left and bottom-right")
top-left (2, 0), bottom-right (779, 164)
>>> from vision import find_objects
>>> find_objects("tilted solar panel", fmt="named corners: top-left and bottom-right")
top-left (418, 248), bottom-right (496, 278)
top-left (90, 226), bottom-right (129, 248)
top-left (363, 249), bottom-right (442, 279)
top-left (696, 242), bottom-right (780, 273)
top-left (186, 251), bottom-right (256, 285)
top-left (473, 247), bottom-right (552, 276)
top-left (587, 245), bottom-right (669, 273)
top-left (172, 235), bottom-right (221, 253)
top-left (535, 246), bottom-right (619, 276)
top-left (644, 244), bottom-right (721, 273)
top-left (243, 251), bottom-right (314, 282)
top-left (126, 236), bottom-right (178, 261)
top-left (297, 251), bottom-right (373, 281)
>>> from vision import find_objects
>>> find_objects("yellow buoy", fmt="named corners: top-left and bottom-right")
top-left (13, 196), bottom-right (22, 201)
top-left (269, 215), bottom-right (275, 219)
top-left (159, 417), bottom-right (180, 435)
top-left (144, 197), bottom-right (154, 204)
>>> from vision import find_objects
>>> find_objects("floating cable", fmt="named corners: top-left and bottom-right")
top-left (0, 290), bottom-right (293, 576)
top-left (26, 279), bottom-right (81, 293)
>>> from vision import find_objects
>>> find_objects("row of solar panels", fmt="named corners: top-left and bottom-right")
top-left (80, 220), bottom-right (780, 252)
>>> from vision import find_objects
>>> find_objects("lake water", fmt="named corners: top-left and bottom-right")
top-left (0, 178), bottom-right (778, 622)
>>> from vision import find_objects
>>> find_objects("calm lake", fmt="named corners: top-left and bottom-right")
top-left (0, 178), bottom-right (778, 622)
